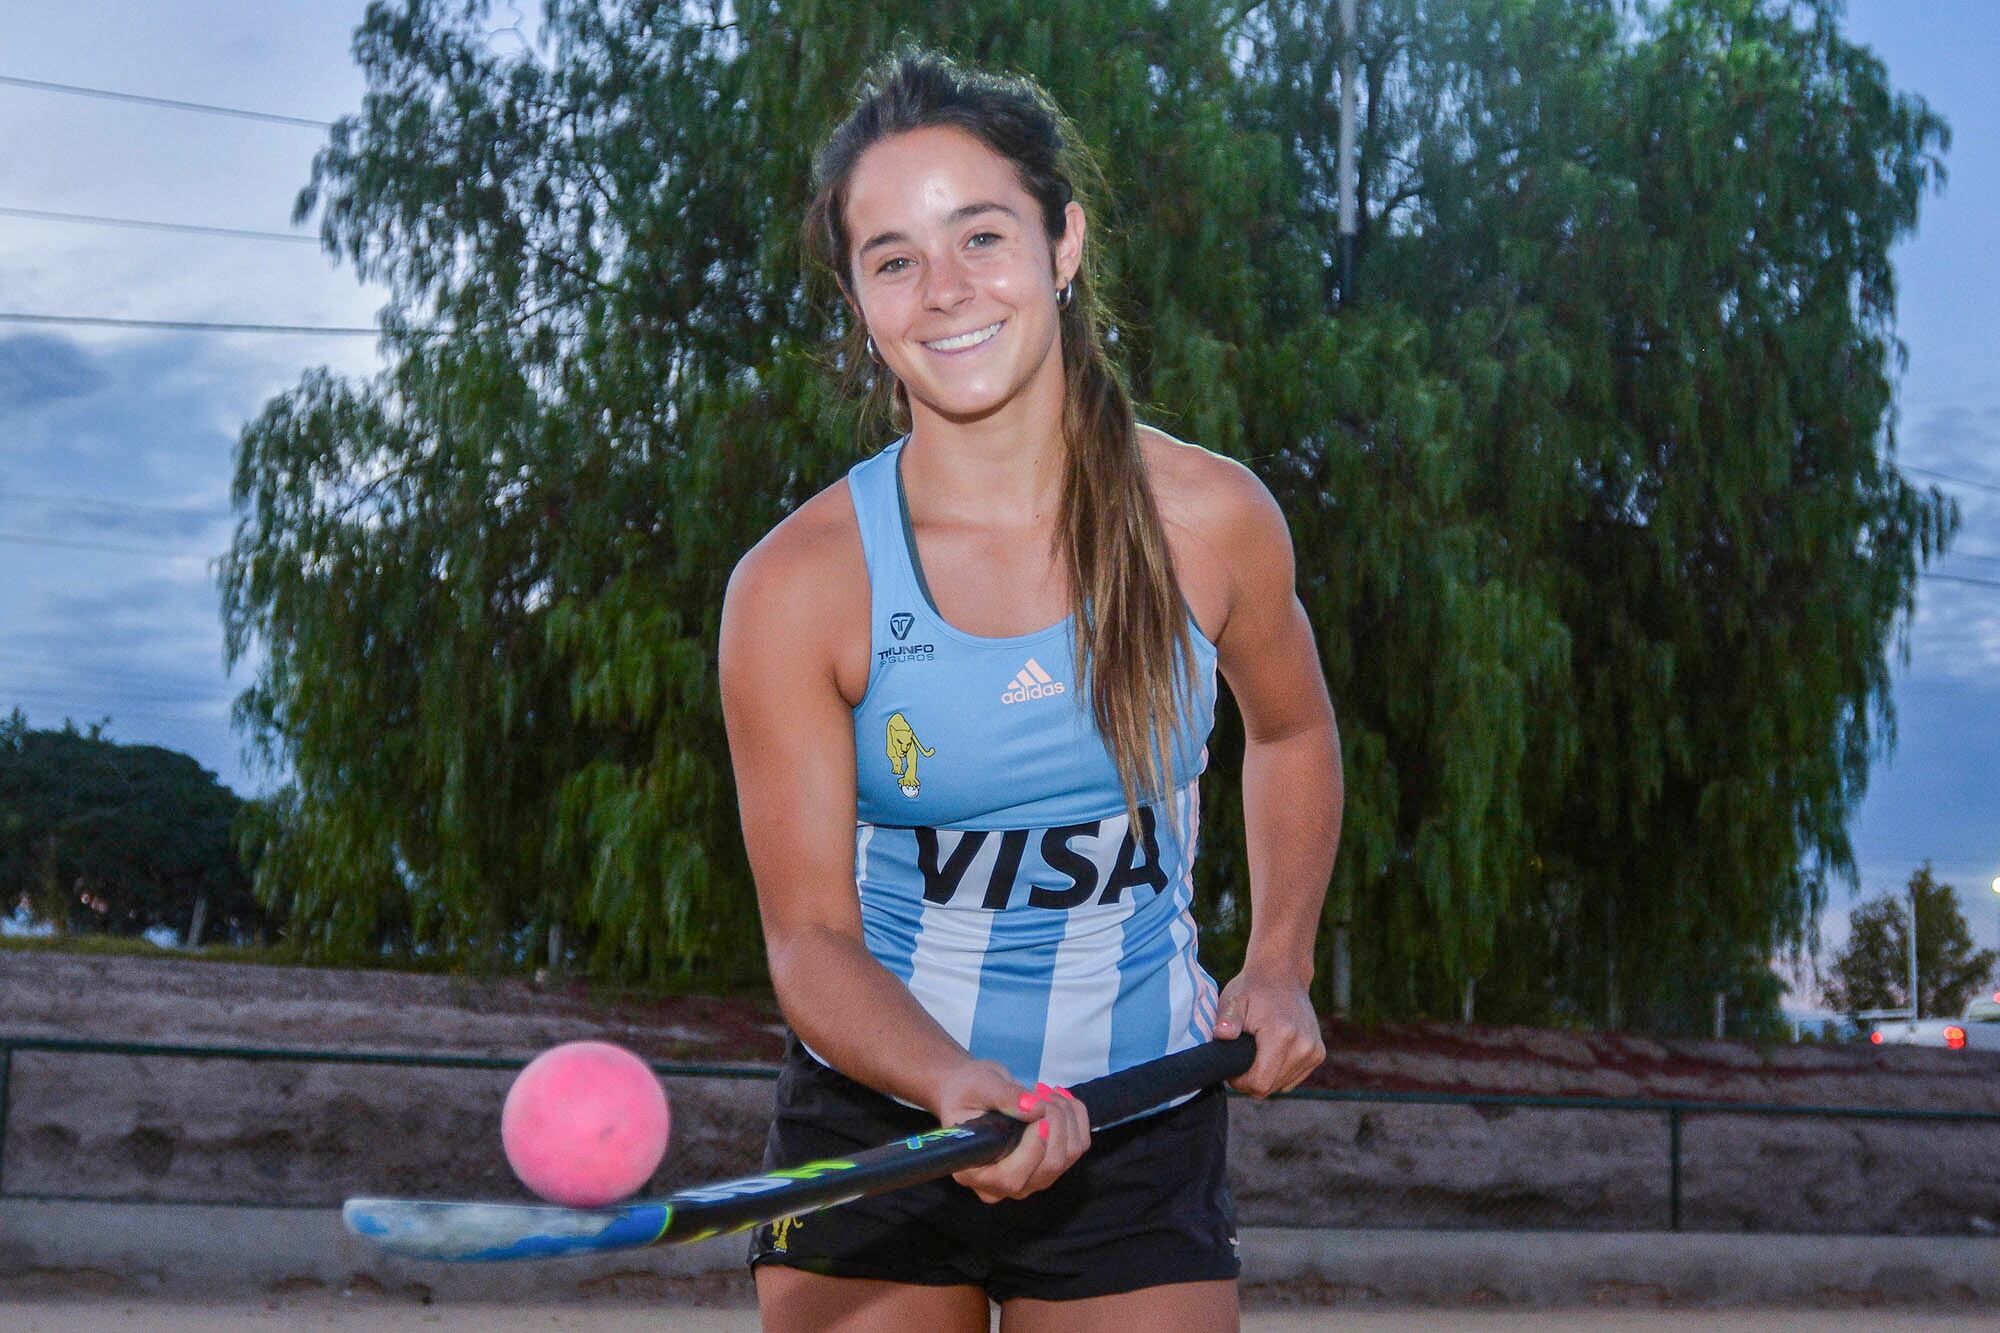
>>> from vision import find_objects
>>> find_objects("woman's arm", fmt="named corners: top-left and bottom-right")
top-left (1201, 459), bottom-right (1341, 1097)
top-left (718, 498), bottom-right (1087, 1199)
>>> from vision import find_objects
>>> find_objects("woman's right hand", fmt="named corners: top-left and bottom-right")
top-left (937, 1059), bottom-right (1092, 1204)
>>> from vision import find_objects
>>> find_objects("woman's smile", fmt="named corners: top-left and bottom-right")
top-left (841, 124), bottom-right (1082, 427)
top-left (922, 319), bottom-right (1006, 355)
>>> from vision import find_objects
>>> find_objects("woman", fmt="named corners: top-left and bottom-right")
top-left (719, 50), bottom-right (1341, 1332)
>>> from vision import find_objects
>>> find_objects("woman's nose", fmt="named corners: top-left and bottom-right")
top-left (922, 249), bottom-right (974, 310)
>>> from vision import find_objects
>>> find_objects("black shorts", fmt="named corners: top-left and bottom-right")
top-left (745, 1039), bottom-right (1240, 1303)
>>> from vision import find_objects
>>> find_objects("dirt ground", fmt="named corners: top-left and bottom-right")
top-left (7, 950), bottom-right (2000, 1234)
top-left (7, 1296), bottom-right (2000, 1332)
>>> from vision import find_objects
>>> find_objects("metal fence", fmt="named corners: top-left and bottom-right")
top-left (1239, 1085), bottom-right (2000, 1235)
top-left (5, 1034), bottom-right (1998, 1236)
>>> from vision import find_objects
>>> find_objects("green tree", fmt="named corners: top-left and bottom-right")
top-left (222, 0), bottom-right (1284, 983)
top-left (1235, 0), bottom-right (1951, 1028)
top-left (0, 712), bottom-right (267, 943)
top-left (1827, 864), bottom-right (1998, 1020)
top-left (224, 0), bottom-right (1952, 1028)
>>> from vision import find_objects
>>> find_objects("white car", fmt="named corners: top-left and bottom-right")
top-left (1869, 996), bottom-right (2000, 1051)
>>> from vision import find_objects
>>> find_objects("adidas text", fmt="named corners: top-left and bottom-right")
top-left (1001, 658), bottom-right (1066, 704)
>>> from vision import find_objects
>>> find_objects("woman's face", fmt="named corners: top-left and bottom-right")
top-left (843, 124), bottom-right (1083, 426)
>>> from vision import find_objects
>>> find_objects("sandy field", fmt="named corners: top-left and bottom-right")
top-left (6, 1297), bottom-right (2000, 1331)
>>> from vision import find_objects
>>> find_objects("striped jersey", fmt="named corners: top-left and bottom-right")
top-left (833, 436), bottom-right (1221, 1098)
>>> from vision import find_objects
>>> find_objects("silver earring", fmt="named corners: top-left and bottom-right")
top-left (1056, 281), bottom-right (1074, 309)
top-left (865, 334), bottom-right (881, 364)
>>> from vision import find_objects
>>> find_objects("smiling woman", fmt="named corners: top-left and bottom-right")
top-left (841, 129), bottom-right (1076, 431)
top-left (718, 49), bottom-right (1342, 1333)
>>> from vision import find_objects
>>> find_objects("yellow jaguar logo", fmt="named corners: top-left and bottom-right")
top-left (770, 1215), bottom-right (802, 1253)
top-left (886, 712), bottom-right (935, 798)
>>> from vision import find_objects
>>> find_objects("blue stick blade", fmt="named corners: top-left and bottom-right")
top-left (343, 1197), bottom-right (671, 1262)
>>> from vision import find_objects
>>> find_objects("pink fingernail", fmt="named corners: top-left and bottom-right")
top-left (1038, 1121), bottom-right (1050, 1140)
top-left (1018, 1093), bottom-right (1037, 1112)
top-left (1058, 1086), bottom-right (1076, 1100)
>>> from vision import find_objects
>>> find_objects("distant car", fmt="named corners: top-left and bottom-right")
top-left (1869, 995), bottom-right (2000, 1051)
top-left (1787, 1011), bottom-right (1861, 1043)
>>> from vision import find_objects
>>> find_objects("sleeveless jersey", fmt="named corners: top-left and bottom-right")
top-left (836, 436), bottom-right (1221, 1096)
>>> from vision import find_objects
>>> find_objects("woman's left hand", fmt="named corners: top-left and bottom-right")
top-left (1212, 965), bottom-right (1326, 1098)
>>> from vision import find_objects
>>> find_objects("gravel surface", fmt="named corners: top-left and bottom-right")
top-left (7, 1295), bottom-right (2000, 1331)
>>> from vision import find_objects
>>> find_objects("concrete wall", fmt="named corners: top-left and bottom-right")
top-left (6, 1200), bottom-right (1999, 1307)
top-left (10, 1048), bottom-right (2000, 1235)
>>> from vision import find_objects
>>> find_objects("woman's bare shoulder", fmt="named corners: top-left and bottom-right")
top-left (724, 476), bottom-right (868, 630)
top-left (1138, 425), bottom-right (1284, 540)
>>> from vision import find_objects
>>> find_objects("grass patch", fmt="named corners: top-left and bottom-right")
top-left (0, 931), bottom-right (454, 972)
top-left (0, 931), bottom-right (291, 965)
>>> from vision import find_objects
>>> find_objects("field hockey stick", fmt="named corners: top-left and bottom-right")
top-left (343, 1034), bottom-right (1255, 1262)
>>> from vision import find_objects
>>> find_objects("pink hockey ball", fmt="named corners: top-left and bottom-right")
top-left (501, 1040), bottom-right (670, 1207)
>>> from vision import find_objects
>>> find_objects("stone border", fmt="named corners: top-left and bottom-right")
top-left (1238, 1227), bottom-right (2000, 1307)
top-left (4, 1201), bottom-right (1997, 1307)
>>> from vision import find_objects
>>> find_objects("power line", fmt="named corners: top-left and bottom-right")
top-left (0, 689), bottom-right (233, 723)
top-left (0, 204), bottom-right (317, 245)
top-left (1902, 463), bottom-right (2000, 497)
top-left (1923, 571), bottom-right (2000, 592)
top-left (1, 680), bottom-right (229, 708)
top-left (0, 73), bottom-right (333, 130)
top-left (0, 489), bottom-right (229, 519)
top-left (0, 651), bottom-right (238, 697)
top-left (0, 312), bottom-right (379, 337)
top-left (0, 530), bottom-right (212, 559)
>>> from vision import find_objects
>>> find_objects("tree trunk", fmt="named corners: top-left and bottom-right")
top-left (1604, 897), bottom-right (1620, 1030)
top-left (1330, 919), bottom-right (1352, 1017)
top-left (37, 833), bottom-right (63, 933)
top-left (186, 893), bottom-right (209, 949)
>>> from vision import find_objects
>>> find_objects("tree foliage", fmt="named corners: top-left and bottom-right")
top-left (1826, 864), bottom-right (1998, 1020)
top-left (224, 0), bottom-right (1952, 1023)
top-left (1234, 0), bottom-right (1952, 1028)
top-left (0, 708), bottom-right (267, 944)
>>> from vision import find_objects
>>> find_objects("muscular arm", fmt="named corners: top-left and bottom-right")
top-left (719, 516), bottom-right (966, 1113)
top-left (1204, 460), bottom-right (1341, 1095)
top-left (719, 498), bottom-right (1087, 1198)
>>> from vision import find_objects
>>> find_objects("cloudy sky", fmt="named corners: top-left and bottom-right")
top-left (2, 3), bottom-right (1995, 980)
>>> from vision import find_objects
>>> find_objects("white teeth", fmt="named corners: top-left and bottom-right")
top-left (925, 321), bottom-right (1003, 351)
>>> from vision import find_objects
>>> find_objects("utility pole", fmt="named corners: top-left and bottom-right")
top-left (1336, 0), bottom-right (1359, 306)
top-left (1909, 881), bottom-right (1921, 1020)
top-left (1990, 876), bottom-right (2000, 990)
top-left (1327, 0), bottom-right (1360, 1010)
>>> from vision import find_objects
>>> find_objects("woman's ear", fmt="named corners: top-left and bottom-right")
top-left (1054, 200), bottom-right (1087, 291)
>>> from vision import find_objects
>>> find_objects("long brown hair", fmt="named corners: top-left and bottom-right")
top-left (802, 50), bottom-right (1195, 821)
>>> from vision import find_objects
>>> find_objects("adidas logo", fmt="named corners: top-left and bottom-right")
top-left (1001, 658), bottom-right (1066, 705)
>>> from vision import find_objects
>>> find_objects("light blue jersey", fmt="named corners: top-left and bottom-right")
top-left (835, 437), bottom-right (1221, 1096)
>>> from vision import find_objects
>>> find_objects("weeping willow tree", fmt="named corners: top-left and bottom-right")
top-left (220, 0), bottom-right (1273, 983)
top-left (1229, 0), bottom-right (1953, 1026)
top-left (224, 0), bottom-right (1951, 1024)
